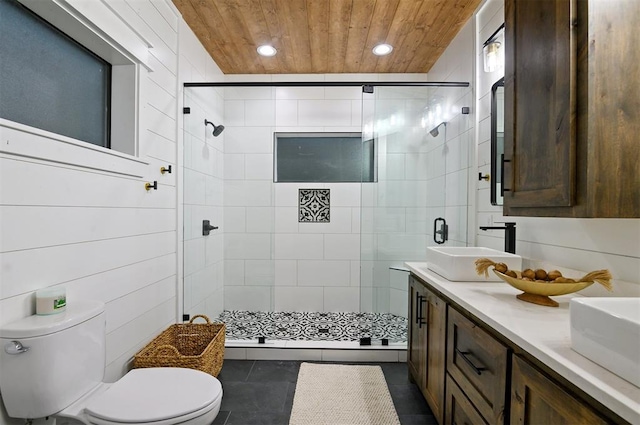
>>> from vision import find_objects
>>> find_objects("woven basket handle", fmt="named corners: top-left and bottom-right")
top-left (152, 344), bottom-right (181, 357)
top-left (189, 314), bottom-right (211, 324)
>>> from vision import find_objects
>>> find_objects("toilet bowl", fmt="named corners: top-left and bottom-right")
top-left (57, 368), bottom-right (223, 425)
top-left (0, 300), bottom-right (223, 424)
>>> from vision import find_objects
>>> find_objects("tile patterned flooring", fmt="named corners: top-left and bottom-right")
top-left (214, 360), bottom-right (436, 425)
top-left (217, 310), bottom-right (408, 342)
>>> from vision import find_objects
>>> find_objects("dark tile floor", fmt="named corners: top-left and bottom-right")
top-left (213, 360), bottom-right (436, 425)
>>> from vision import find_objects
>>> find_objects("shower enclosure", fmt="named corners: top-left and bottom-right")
top-left (181, 81), bottom-right (471, 346)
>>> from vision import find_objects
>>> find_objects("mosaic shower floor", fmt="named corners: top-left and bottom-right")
top-left (216, 310), bottom-right (408, 342)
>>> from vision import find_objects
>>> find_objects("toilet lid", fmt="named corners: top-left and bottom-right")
top-left (85, 368), bottom-right (222, 423)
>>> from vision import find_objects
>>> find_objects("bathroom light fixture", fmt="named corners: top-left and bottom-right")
top-left (483, 41), bottom-right (502, 72)
top-left (257, 44), bottom-right (277, 57)
top-left (204, 119), bottom-right (225, 137)
top-left (483, 24), bottom-right (505, 73)
top-left (372, 43), bottom-right (393, 56)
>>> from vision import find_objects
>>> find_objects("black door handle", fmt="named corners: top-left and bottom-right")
top-left (202, 220), bottom-right (219, 236)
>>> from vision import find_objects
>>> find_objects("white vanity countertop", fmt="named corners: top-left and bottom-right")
top-left (405, 262), bottom-right (640, 425)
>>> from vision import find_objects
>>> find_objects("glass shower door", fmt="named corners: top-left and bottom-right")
top-left (360, 85), bottom-right (459, 345)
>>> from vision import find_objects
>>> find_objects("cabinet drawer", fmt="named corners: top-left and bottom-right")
top-left (511, 355), bottom-right (608, 425)
top-left (445, 374), bottom-right (487, 425)
top-left (447, 307), bottom-right (509, 424)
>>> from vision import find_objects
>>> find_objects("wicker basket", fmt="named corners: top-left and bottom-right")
top-left (133, 315), bottom-right (225, 377)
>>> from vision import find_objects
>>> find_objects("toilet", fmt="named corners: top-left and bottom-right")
top-left (0, 300), bottom-right (223, 424)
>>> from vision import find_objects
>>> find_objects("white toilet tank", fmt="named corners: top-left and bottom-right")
top-left (0, 300), bottom-right (106, 419)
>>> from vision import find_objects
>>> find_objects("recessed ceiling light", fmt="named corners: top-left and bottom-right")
top-left (372, 43), bottom-right (393, 56)
top-left (257, 45), bottom-right (277, 57)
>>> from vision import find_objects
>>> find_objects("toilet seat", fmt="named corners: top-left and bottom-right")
top-left (83, 368), bottom-right (222, 425)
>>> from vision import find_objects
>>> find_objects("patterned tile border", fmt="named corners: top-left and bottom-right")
top-left (216, 310), bottom-right (407, 342)
top-left (299, 189), bottom-right (330, 223)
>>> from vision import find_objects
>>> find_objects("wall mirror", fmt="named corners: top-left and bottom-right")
top-left (491, 77), bottom-right (505, 206)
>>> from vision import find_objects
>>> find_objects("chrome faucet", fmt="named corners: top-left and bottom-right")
top-left (479, 222), bottom-right (516, 254)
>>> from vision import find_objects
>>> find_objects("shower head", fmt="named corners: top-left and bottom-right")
top-left (429, 122), bottom-right (447, 137)
top-left (204, 119), bottom-right (225, 137)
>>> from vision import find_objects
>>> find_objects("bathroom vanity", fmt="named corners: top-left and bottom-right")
top-left (406, 263), bottom-right (639, 425)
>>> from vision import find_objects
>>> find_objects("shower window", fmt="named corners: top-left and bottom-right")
top-left (274, 132), bottom-right (376, 183)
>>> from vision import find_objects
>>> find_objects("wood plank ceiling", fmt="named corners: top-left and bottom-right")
top-left (172, 0), bottom-right (482, 74)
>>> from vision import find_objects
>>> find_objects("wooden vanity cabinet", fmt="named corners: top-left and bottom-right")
top-left (408, 276), bottom-right (447, 424)
top-left (408, 274), bottom-right (627, 425)
top-left (511, 355), bottom-right (609, 425)
top-left (503, 0), bottom-right (640, 217)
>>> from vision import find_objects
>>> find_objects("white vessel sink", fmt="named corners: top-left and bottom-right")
top-left (570, 297), bottom-right (640, 387)
top-left (425, 246), bottom-right (522, 282)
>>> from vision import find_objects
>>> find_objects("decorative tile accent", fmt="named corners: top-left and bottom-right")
top-left (216, 310), bottom-right (407, 342)
top-left (299, 189), bottom-right (330, 223)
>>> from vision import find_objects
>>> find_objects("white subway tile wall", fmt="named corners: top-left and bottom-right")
top-left (223, 84), bottom-right (367, 312)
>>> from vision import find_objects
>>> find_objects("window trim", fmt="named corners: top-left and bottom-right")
top-left (0, 0), bottom-right (152, 159)
top-left (0, 0), bottom-right (152, 174)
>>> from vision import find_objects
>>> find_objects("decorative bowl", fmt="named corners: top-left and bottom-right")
top-left (493, 269), bottom-right (593, 307)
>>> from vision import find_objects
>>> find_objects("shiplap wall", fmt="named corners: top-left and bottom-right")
top-left (0, 1), bottom-right (219, 423)
top-left (474, 0), bottom-right (640, 292)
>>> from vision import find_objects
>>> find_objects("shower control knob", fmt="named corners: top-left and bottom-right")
top-left (4, 340), bottom-right (30, 355)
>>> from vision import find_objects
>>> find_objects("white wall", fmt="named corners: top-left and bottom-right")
top-left (474, 0), bottom-right (640, 293)
top-left (0, 1), bottom-right (220, 423)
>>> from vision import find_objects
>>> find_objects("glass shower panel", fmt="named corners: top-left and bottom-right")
top-left (182, 86), bottom-right (276, 342)
top-left (359, 88), bottom-right (376, 343)
top-left (182, 86), bottom-right (226, 321)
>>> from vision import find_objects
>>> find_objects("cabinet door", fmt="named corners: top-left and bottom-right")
top-left (511, 355), bottom-right (608, 425)
top-left (408, 277), bottom-right (427, 390)
top-left (504, 0), bottom-right (577, 211)
top-left (423, 286), bottom-right (447, 423)
top-left (407, 277), bottom-right (447, 425)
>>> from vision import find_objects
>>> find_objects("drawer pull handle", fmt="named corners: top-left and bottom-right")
top-left (417, 294), bottom-right (427, 328)
top-left (456, 348), bottom-right (486, 375)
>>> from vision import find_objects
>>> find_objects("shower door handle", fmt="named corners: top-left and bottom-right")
top-left (202, 220), bottom-right (219, 236)
top-left (434, 217), bottom-right (448, 244)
